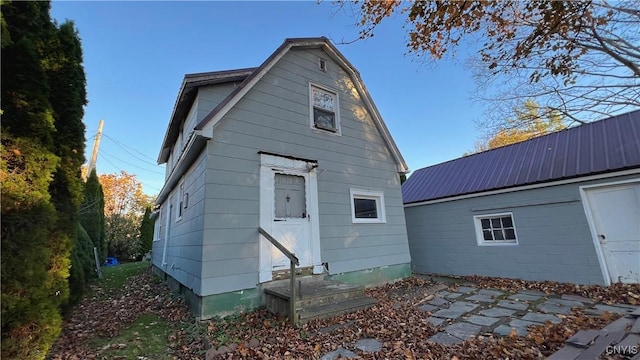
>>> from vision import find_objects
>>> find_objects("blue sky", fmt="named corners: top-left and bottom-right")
top-left (50, 1), bottom-right (483, 195)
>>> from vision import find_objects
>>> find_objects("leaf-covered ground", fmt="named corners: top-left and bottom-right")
top-left (48, 265), bottom-right (640, 359)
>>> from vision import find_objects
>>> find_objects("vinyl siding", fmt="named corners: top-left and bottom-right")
top-left (153, 149), bottom-right (207, 293)
top-left (405, 174), bottom-right (640, 285)
top-left (199, 47), bottom-right (409, 296)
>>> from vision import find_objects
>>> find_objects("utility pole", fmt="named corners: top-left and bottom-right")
top-left (87, 119), bottom-right (104, 176)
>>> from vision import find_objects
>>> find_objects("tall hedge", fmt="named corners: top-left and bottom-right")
top-left (1, 1), bottom-right (89, 359)
top-left (78, 169), bottom-right (106, 262)
top-left (139, 206), bottom-right (155, 256)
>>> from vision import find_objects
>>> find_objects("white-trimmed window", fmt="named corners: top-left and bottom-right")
top-left (474, 213), bottom-right (518, 245)
top-left (309, 83), bottom-right (340, 134)
top-left (154, 208), bottom-right (163, 242)
top-left (176, 181), bottom-right (184, 221)
top-left (350, 189), bottom-right (386, 223)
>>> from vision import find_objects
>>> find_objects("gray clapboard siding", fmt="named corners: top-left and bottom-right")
top-left (159, 149), bottom-right (207, 293)
top-left (405, 176), bottom-right (640, 285)
top-left (196, 47), bottom-right (408, 295)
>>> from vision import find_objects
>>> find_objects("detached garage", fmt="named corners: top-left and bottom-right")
top-left (403, 110), bottom-right (640, 286)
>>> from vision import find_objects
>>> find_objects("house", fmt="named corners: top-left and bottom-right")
top-left (402, 110), bottom-right (640, 286)
top-left (151, 37), bottom-right (411, 319)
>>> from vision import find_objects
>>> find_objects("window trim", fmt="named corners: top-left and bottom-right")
top-left (309, 82), bottom-right (341, 135)
top-left (350, 189), bottom-right (386, 224)
top-left (154, 208), bottom-right (163, 242)
top-left (473, 212), bottom-right (518, 246)
top-left (176, 181), bottom-right (184, 222)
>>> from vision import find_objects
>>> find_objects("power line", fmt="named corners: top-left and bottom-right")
top-left (100, 150), bottom-right (165, 175)
top-left (102, 133), bottom-right (159, 164)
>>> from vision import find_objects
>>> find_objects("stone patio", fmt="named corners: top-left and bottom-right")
top-left (318, 282), bottom-right (640, 359)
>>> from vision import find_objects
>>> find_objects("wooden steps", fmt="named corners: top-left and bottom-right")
top-left (264, 277), bottom-right (376, 324)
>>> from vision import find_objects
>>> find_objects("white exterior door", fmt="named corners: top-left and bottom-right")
top-left (583, 181), bottom-right (640, 284)
top-left (259, 154), bottom-right (322, 282)
top-left (271, 173), bottom-right (311, 269)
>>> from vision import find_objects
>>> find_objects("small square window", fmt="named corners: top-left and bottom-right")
top-left (310, 84), bottom-right (340, 134)
top-left (474, 213), bottom-right (518, 245)
top-left (350, 189), bottom-right (385, 223)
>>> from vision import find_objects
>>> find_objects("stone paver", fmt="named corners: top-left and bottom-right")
top-left (466, 315), bottom-right (500, 326)
top-left (593, 304), bottom-right (638, 315)
top-left (466, 294), bottom-right (498, 302)
top-left (497, 300), bottom-right (529, 311)
top-left (521, 312), bottom-right (562, 324)
top-left (355, 338), bottom-right (381, 352)
top-left (546, 298), bottom-right (584, 307)
top-left (455, 286), bottom-right (477, 294)
top-left (418, 304), bottom-right (437, 312)
top-left (561, 294), bottom-right (594, 303)
top-left (510, 318), bottom-right (538, 330)
top-left (428, 332), bottom-right (463, 345)
top-left (445, 292), bottom-right (463, 299)
top-left (429, 297), bottom-right (449, 306)
top-left (477, 289), bottom-right (504, 297)
top-left (321, 347), bottom-right (357, 360)
top-left (494, 324), bottom-right (528, 337)
top-left (432, 302), bottom-right (479, 319)
top-left (517, 290), bottom-right (547, 296)
top-left (537, 300), bottom-right (575, 314)
top-left (444, 322), bottom-right (482, 340)
top-left (508, 293), bottom-right (542, 302)
top-left (426, 317), bottom-right (445, 326)
top-left (479, 307), bottom-right (516, 317)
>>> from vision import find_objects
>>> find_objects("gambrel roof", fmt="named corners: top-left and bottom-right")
top-left (402, 109), bottom-right (640, 204)
top-left (158, 37), bottom-right (408, 174)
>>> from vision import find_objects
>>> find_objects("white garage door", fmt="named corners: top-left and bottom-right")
top-left (583, 181), bottom-right (640, 284)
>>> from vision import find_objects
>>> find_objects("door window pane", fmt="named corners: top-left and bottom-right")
top-left (274, 174), bottom-right (306, 218)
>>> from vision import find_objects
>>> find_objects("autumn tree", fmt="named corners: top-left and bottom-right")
top-left (470, 100), bottom-right (567, 153)
top-left (100, 171), bottom-right (154, 260)
top-left (348, 1), bottom-right (639, 124)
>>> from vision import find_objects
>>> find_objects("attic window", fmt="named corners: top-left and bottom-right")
top-left (319, 58), bottom-right (327, 72)
top-left (310, 83), bottom-right (340, 134)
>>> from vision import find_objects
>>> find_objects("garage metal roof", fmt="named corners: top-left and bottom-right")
top-left (402, 109), bottom-right (640, 204)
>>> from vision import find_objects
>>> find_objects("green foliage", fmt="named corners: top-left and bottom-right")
top-left (88, 313), bottom-right (172, 359)
top-left (101, 262), bottom-right (149, 292)
top-left (1, 1), bottom-right (88, 358)
top-left (66, 223), bottom-right (97, 310)
top-left (139, 206), bottom-right (155, 255)
top-left (79, 170), bottom-right (106, 262)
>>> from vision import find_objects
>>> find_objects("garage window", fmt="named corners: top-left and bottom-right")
top-left (474, 213), bottom-right (518, 245)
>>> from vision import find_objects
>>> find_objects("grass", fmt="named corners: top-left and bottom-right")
top-left (100, 261), bottom-right (150, 291)
top-left (89, 313), bottom-right (172, 359)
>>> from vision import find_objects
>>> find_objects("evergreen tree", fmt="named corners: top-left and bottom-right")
top-left (1, 1), bottom-right (88, 358)
top-left (79, 170), bottom-right (107, 262)
top-left (1, 2), bottom-right (64, 358)
top-left (139, 206), bottom-right (155, 256)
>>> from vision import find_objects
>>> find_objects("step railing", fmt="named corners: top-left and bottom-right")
top-left (259, 227), bottom-right (300, 326)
